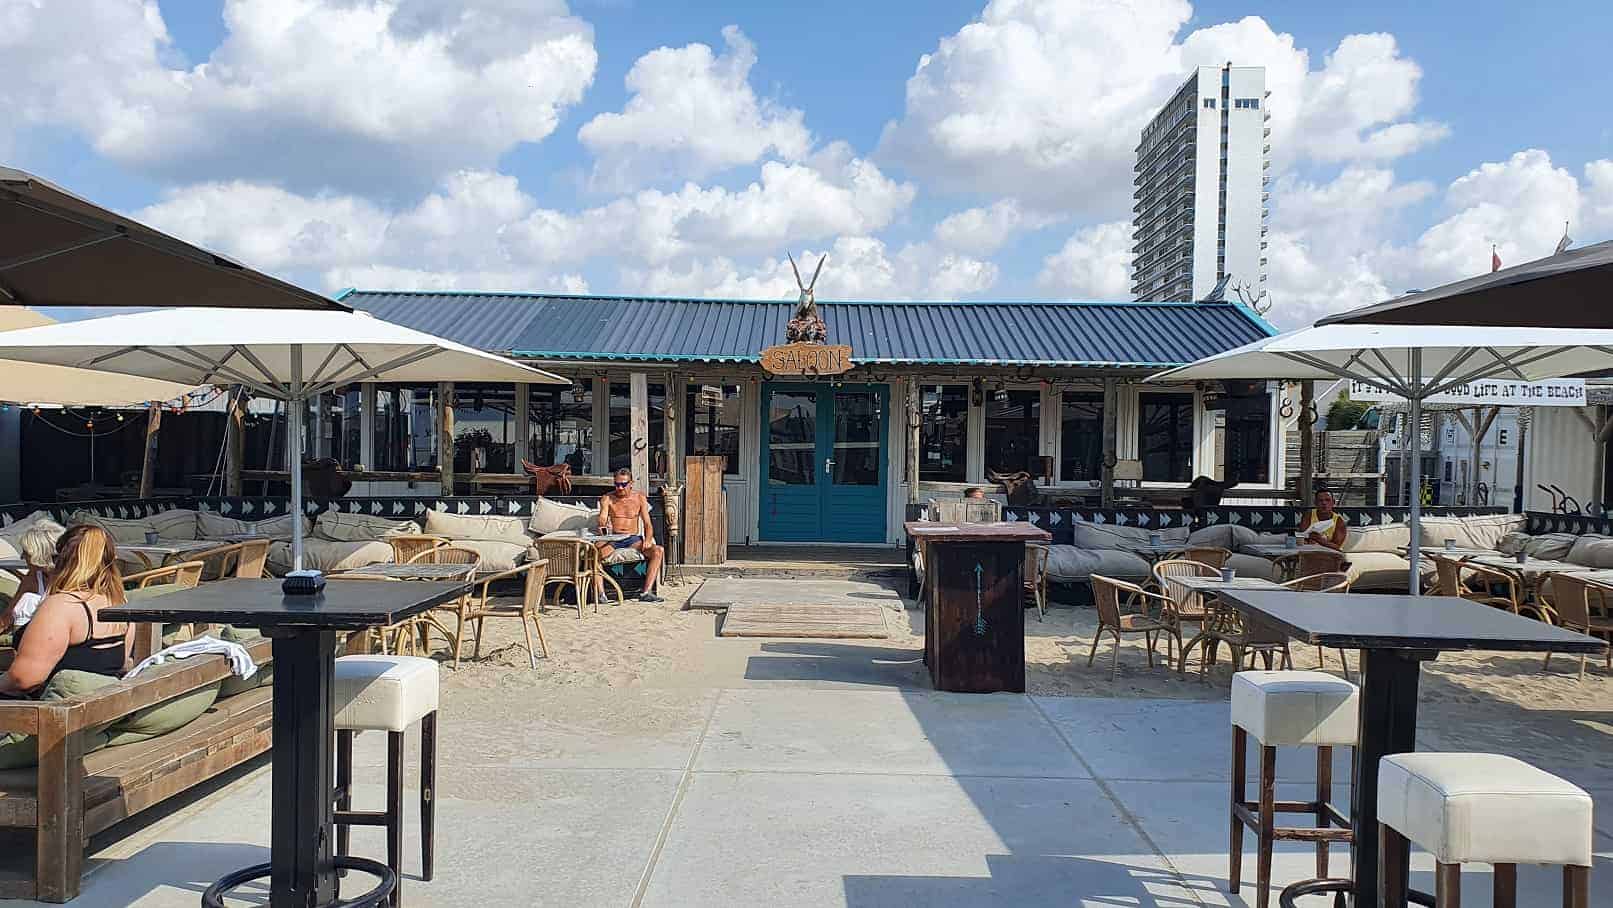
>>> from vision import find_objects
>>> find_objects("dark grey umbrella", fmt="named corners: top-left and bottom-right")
top-left (0, 166), bottom-right (343, 310)
top-left (1319, 239), bottom-right (1613, 328)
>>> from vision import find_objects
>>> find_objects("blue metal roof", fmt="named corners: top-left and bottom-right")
top-left (340, 290), bottom-right (1276, 368)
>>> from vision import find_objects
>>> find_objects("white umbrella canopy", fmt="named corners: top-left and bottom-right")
top-left (0, 308), bottom-right (195, 405)
top-left (1149, 323), bottom-right (1613, 594)
top-left (0, 307), bottom-right (567, 575)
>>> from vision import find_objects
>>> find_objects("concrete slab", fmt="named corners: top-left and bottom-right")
top-left (643, 772), bottom-right (1191, 907)
top-left (58, 767), bottom-right (683, 908)
top-left (1035, 696), bottom-right (1355, 784)
top-left (690, 577), bottom-right (906, 611)
top-left (697, 689), bottom-right (1087, 778)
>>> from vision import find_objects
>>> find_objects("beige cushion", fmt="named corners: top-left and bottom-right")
top-left (528, 498), bottom-right (596, 535)
top-left (1343, 550), bottom-right (1421, 591)
top-left (1378, 753), bottom-right (1593, 866)
top-left (1417, 514), bottom-right (1523, 551)
top-left (313, 511), bottom-right (417, 543)
top-left (267, 539), bottom-right (395, 576)
top-left (334, 655), bottom-right (439, 732)
top-left (1225, 553), bottom-right (1280, 582)
top-left (1566, 534), bottom-right (1613, 569)
top-left (145, 509), bottom-right (199, 541)
top-left (1073, 523), bottom-right (1188, 553)
top-left (0, 510), bottom-right (55, 546)
top-left (1495, 532), bottom-right (1530, 556)
top-left (197, 511), bottom-right (309, 542)
top-left (1232, 670), bottom-right (1359, 747)
top-left (1045, 545), bottom-right (1149, 582)
top-left (1524, 532), bottom-right (1580, 561)
top-left (445, 539), bottom-right (526, 572)
top-left (70, 508), bottom-right (199, 542)
top-left (423, 510), bottom-right (532, 545)
top-left (1342, 522), bottom-right (1410, 554)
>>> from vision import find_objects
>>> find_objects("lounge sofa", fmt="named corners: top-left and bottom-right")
top-left (266, 511), bottom-right (414, 575)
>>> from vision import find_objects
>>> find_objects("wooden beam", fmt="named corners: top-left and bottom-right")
top-left (630, 372), bottom-right (649, 489)
top-left (1472, 405), bottom-right (1500, 506)
top-left (1297, 381), bottom-right (1316, 504)
top-left (907, 379), bottom-right (921, 502)
top-left (224, 388), bottom-right (245, 497)
top-left (513, 382), bottom-right (530, 466)
top-left (664, 373), bottom-right (682, 484)
top-left (137, 405), bottom-right (162, 498)
top-left (1100, 378), bottom-right (1118, 508)
top-left (437, 382), bottom-right (455, 495)
top-left (358, 383), bottom-right (376, 470)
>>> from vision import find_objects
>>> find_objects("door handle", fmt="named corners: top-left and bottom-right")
top-left (824, 457), bottom-right (835, 475)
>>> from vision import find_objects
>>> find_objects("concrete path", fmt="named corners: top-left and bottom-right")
top-left (39, 688), bottom-right (1613, 907)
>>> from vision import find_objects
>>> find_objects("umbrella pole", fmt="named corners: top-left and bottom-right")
top-left (289, 346), bottom-right (305, 573)
top-left (1406, 349), bottom-right (1422, 595)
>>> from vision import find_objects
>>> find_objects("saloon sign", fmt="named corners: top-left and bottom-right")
top-left (760, 342), bottom-right (853, 376)
top-left (1348, 378), bottom-right (1586, 407)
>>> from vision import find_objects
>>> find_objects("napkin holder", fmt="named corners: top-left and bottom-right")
top-left (282, 570), bottom-right (327, 596)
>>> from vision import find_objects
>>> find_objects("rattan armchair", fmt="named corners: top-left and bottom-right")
top-left (1271, 549), bottom-right (1350, 582)
top-left (1153, 559), bottom-right (1218, 669)
top-left (123, 560), bottom-right (204, 591)
top-left (1024, 544), bottom-right (1050, 621)
top-left (408, 546), bottom-right (481, 666)
top-left (1168, 546), bottom-right (1232, 569)
top-left (325, 574), bottom-right (424, 655)
top-left (534, 538), bottom-right (623, 617)
top-left (233, 539), bottom-right (271, 579)
top-left (1432, 555), bottom-right (1535, 618)
top-left (1539, 573), bottom-right (1613, 679)
top-left (464, 560), bottom-right (551, 669)
top-left (388, 534), bottom-right (448, 565)
top-left (1281, 571), bottom-right (1354, 678)
top-left (1088, 575), bottom-right (1178, 678)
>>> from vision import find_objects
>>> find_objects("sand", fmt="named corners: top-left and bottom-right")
top-left (441, 576), bottom-right (1613, 719)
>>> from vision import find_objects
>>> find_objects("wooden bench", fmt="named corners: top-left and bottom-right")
top-left (0, 635), bottom-right (273, 902)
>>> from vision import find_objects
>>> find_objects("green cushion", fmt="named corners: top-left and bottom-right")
top-left (0, 671), bottom-right (119, 769)
top-left (103, 681), bottom-right (222, 747)
top-left (216, 625), bottom-right (272, 697)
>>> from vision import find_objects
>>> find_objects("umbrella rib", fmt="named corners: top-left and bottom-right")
top-left (0, 232), bottom-right (123, 273)
top-left (232, 346), bottom-right (285, 390)
top-left (1424, 346), bottom-right (1481, 390)
top-left (177, 345), bottom-right (246, 388)
top-left (1277, 351), bottom-right (1409, 396)
top-left (1430, 346), bottom-right (1576, 395)
top-left (304, 347), bottom-right (443, 397)
top-left (340, 343), bottom-right (375, 373)
top-left (1367, 349), bottom-right (1410, 391)
top-left (83, 346), bottom-right (141, 369)
top-left (305, 344), bottom-right (348, 388)
top-left (1349, 356), bottom-right (1406, 395)
top-left (138, 347), bottom-right (277, 398)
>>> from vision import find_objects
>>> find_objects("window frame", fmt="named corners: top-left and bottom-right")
top-left (1136, 391), bottom-right (1196, 483)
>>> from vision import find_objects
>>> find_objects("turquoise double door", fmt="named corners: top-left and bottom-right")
top-left (760, 383), bottom-right (888, 543)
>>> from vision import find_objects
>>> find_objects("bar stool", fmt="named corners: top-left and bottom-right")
top-left (1230, 670), bottom-right (1358, 908)
top-left (333, 655), bottom-right (440, 907)
top-left (1378, 752), bottom-right (1592, 907)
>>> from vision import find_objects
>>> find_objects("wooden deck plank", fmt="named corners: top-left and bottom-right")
top-left (719, 603), bottom-right (888, 639)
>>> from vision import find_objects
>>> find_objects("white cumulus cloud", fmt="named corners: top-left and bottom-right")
top-left (1037, 222), bottom-right (1135, 298)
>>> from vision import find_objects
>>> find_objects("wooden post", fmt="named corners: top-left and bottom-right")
top-left (630, 373), bottom-right (650, 490)
top-left (1471, 406), bottom-right (1500, 506)
top-left (907, 379), bottom-right (922, 502)
top-left (225, 387), bottom-right (245, 496)
top-left (664, 374), bottom-right (682, 483)
top-left (513, 382), bottom-right (530, 466)
top-left (137, 404), bottom-right (162, 498)
top-left (437, 382), bottom-right (455, 495)
top-left (1297, 380), bottom-right (1316, 505)
top-left (358, 383), bottom-right (376, 470)
top-left (1100, 378), bottom-right (1119, 508)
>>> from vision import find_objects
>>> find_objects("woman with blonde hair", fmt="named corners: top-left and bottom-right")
top-left (0, 525), bottom-right (129, 696)
top-left (3, 520), bottom-right (65, 632)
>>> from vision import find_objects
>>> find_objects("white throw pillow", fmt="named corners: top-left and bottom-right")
top-left (528, 498), bottom-right (596, 535)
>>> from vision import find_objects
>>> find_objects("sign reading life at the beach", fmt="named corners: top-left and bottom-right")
top-left (1348, 378), bottom-right (1586, 407)
top-left (760, 342), bottom-right (853, 376)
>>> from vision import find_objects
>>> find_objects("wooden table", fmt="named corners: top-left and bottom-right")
top-left (1242, 543), bottom-right (1339, 558)
top-left (1212, 589), bottom-right (1603, 907)
top-left (112, 579), bottom-right (470, 908)
top-left (905, 522), bottom-right (1051, 693)
top-left (333, 563), bottom-right (477, 581)
top-left (1130, 542), bottom-right (1193, 562)
top-left (120, 539), bottom-right (229, 570)
top-left (1398, 545), bottom-right (1495, 559)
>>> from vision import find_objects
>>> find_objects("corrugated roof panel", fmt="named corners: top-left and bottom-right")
top-left (343, 292), bottom-right (1272, 367)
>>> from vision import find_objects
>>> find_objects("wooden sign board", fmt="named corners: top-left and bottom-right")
top-left (760, 343), bottom-right (853, 376)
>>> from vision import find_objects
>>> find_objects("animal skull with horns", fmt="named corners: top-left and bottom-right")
top-left (785, 252), bottom-right (829, 344)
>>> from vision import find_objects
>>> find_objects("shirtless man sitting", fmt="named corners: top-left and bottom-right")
top-left (596, 467), bottom-right (666, 603)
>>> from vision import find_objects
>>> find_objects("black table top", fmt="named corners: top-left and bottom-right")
top-left (1215, 590), bottom-right (1607, 653)
top-left (109, 579), bottom-right (468, 631)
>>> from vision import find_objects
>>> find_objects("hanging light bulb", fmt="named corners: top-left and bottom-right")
top-left (85, 419), bottom-right (94, 430)
top-left (116, 413), bottom-right (125, 422)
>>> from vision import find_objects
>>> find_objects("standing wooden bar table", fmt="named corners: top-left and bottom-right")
top-left (111, 578), bottom-right (471, 908)
top-left (905, 521), bottom-right (1050, 693)
top-left (1211, 589), bottom-right (1603, 907)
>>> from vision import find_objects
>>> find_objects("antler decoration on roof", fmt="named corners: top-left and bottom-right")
top-left (785, 251), bottom-right (829, 344)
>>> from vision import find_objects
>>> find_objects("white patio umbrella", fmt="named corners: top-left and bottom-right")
top-left (1147, 323), bottom-right (1613, 593)
top-left (0, 308), bottom-right (195, 405)
top-left (0, 307), bottom-right (567, 575)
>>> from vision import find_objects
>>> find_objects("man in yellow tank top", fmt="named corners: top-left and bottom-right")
top-left (1299, 489), bottom-right (1348, 550)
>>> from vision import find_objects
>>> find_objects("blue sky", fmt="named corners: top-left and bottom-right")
top-left (5, 0), bottom-right (1612, 327)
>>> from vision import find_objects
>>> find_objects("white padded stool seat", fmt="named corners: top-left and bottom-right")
top-left (1378, 753), bottom-right (1594, 867)
top-left (1231, 670), bottom-right (1358, 747)
top-left (334, 655), bottom-right (440, 732)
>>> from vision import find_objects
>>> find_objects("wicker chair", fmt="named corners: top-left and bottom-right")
top-left (233, 539), bottom-right (271, 579)
top-left (1088, 575), bottom-right (1178, 678)
top-left (1432, 555), bottom-right (1536, 618)
top-left (186, 542), bottom-right (242, 581)
top-left (389, 534), bottom-right (447, 565)
top-left (1539, 573), bottom-right (1613, 678)
top-left (1168, 546), bottom-right (1232, 569)
top-left (1153, 559), bottom-right (1218, 670)
top-left (1024, 544), bottom-right (1050, 621)
top-left (534, 538), bottom-right (623, 617)
top-left (464, 560), bottom-right (551, 669)
top-left (326, 574), bottom-right (423, 655)
top-left (1281, 571), bottom-right (1355, 678)
top-left (123, 560), bottom-right (204, 591)
top-left (408, 546), bottom-right (481, 666)
top-left (1272, 549), bottom-right (1351, 582)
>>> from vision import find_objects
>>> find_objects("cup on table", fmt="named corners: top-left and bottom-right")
top-left (1148, 532), bottom-right (1162, 546)
top-left (1443, 538), bottom-right (1456, 551)
top-left (1516, 551), bottom-right (1528, 565)
top-left (1219, 567), bottom-right (1236, 583)
top-left (1285, 534), bottom-right (1298, 549)
top-left (143, 531), bottom-right (159, 545)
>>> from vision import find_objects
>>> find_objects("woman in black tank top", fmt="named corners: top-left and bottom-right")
top-left (0, 525), bottom-right (129, 696)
